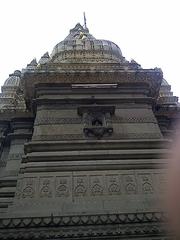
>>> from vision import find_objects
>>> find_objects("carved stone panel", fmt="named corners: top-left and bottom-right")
top-left (14, 170), bottom-right (164, 202)
top-left (90, 175), bottom-right (104, 196)
top-left (78, 105), bottom-right (115, 139)
top-left (73, 176), bottom-right (88, 197)
top-left (122, 174), bottom-right (137, 194)
top-left (106, 174), bottom-right (121, 195)
top-left (22, 178), bottom-right (37, 199)
top-left (39, 177), bottom-right (53, 198)
top-left (138, 174), bottom-right (154, 194)
top-left (55, 176), bottom-right (70, 197)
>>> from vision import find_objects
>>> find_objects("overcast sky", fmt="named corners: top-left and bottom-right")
top-left (0, 0), bottom-right (179, 96)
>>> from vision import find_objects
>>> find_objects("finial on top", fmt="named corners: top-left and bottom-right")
top-left (83, 12), bottom-right (87, 29)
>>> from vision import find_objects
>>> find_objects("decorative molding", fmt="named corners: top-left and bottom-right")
top-left (34, 116), bottom-right (157, 126)
top-left (112, 116), bottom-right (157, 123)
top-left (0, 212), bottom-right (169, 240)
top-left (32, 134), bottom-right (84, 141)
top-left (24, 69), bottom-right (163, 103)
top-left (34, 117), bottom-right (82, 125)
top-left (0, 229), bottom-right (170, 240)
top-left (0, 225), bottom-right (169, 240)
top-left (0, 212), bottom-right (167, 228)
top-left (15, 172), bottom-right (165, 199)
top-left (32, 132), bottom-right (161, 141)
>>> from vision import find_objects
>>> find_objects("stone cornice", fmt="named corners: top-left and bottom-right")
top-left (24, 139), bottom-right (170, 155)
top-left (23, 69), bottom-right (163, 101)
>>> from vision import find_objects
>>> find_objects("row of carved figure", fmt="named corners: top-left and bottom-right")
top-left (15, 172), bottom-right (166, 199)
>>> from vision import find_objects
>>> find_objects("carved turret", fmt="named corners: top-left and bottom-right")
top-left (38, 52), bottom-right (50, 65)
top-left (25, 58), bottom-right (37, 70)
top-left (0, 70), bottom-right (26, 111)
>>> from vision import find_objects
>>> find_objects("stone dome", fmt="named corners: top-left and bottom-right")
top-left (4, 70), bottom-right (21, 87)
top-left (51, 23), bottom-right (123, 64)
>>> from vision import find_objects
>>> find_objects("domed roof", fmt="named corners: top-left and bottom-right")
top-left (4, 70), bottom-right (21, 87)
top-left (161, 78), bottom-right (169, 86)
top-left (51, 23), bottom-right (123, 64)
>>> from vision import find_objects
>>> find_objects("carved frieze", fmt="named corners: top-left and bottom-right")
top-left (34, 116), bottom-right (157, 126)
top-left (112, 116), bottom-right (157, 123)
top-left (0, 212), bottom-right (168, 240)
top-left (15, 171), bottom-right (166, 200)
top-left (32, 132), bottom-right (161, 141)
top-left (34, 117), bottom-right (82, 126)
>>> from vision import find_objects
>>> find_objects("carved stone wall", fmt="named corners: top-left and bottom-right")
top-left (9, 169), bottom-right (166, 216)
top-left (33, 104), bottom-right (162, 141)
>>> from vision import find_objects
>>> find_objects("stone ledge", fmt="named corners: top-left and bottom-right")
top-left (0, 212), bottom-right (167, 228)
top-left (0, 212), bottom-right (169, 240)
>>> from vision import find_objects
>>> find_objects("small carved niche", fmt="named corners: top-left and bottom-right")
top-left (78, 105), bottom-right (115, 139)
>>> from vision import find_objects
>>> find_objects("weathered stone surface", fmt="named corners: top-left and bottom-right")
top-left (0, 22), bottom-right (179, 239)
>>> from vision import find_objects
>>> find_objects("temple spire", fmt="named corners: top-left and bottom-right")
top-left (83, 12), bottom-right (87, 29)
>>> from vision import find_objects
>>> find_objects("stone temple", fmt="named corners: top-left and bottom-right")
top-left (0, 22), bottom-right (179, 239)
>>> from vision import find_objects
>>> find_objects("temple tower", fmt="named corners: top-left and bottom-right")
top-left (0, 22), bottom-right (179, 239)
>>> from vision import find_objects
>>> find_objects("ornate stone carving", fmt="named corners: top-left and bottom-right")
top-left (90, 176), bottom-right (104, 196)
top-left (78, 105), bottom-right (115, 139)
top-left (32, 134), bottom-right (84, 141)
top-left (139, 174), bottom-right (154, 194)
top-left (107, 175), bottom-right (121, 195)
top-left (0, 212), bottom-right (168, 240)
top-left (39, 178), bottom-right (53, 198)
top-left (34, 117), bottom-right (82, 126)
top-left (55, 177), bottom-right (70, 197)
top-left (22, 178), bottom-right (35, 198)
top-left (14, 171), bottom-right (166, 201)
top-left (112, 116), bottom-right (157, 123)
top-left (123, 175), bottom-right (137, 194)
top-left (73, 176), bottom-right (87, 197)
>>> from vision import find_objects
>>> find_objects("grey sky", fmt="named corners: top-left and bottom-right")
top-left (0, 0), bottom-right (179, 96)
